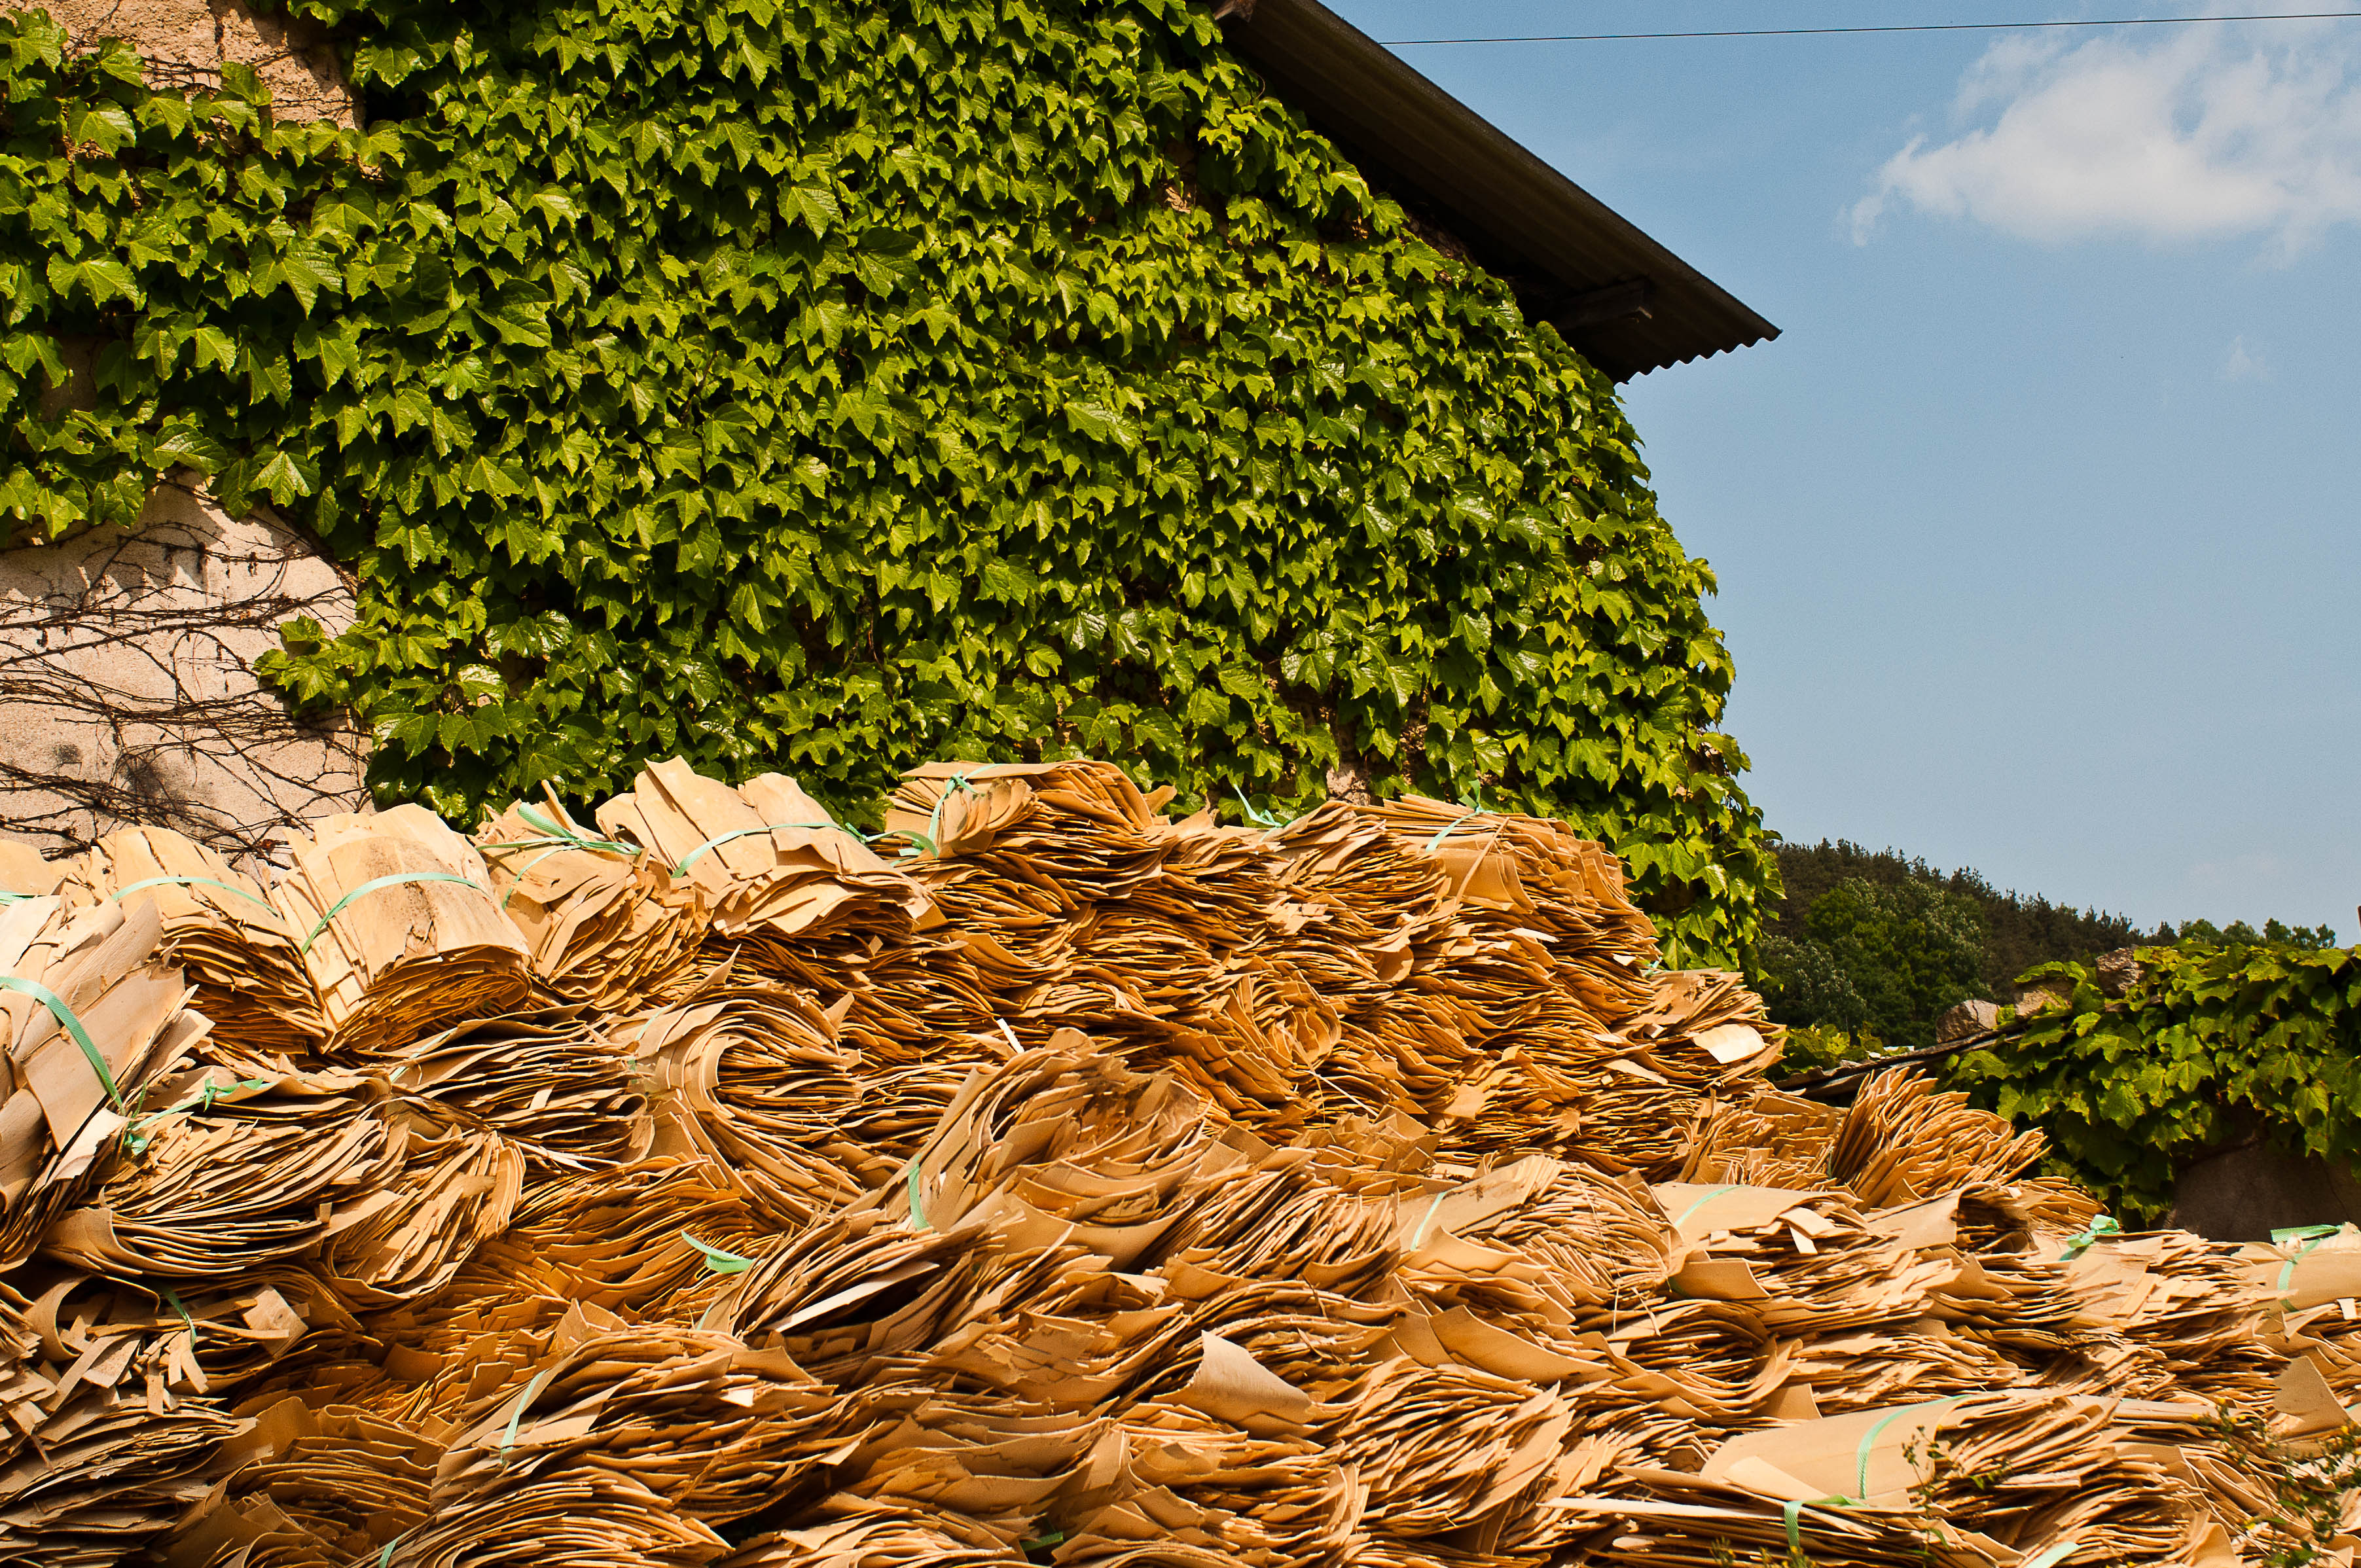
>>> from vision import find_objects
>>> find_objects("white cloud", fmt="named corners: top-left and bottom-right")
top-left (2222, 334), bottom-right (2268, 380)
top-left (1851, 23), bottom-right (2361, 251)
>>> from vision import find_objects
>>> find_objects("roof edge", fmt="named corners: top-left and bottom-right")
top-left (1214, 0), bottom-right (1778, 380)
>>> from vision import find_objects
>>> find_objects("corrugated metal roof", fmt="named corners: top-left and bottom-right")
top-left (1217, 0), bottom-right (1778, 380)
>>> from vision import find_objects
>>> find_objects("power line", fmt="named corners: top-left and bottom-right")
top-left (1379, 10), bottom-right (2361, 45)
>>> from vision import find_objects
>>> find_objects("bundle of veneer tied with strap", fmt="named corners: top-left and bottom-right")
top-left (0, 757), bottom-right (2349, 1568)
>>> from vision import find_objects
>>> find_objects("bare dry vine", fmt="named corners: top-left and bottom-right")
top-left (0, 480), bottom-right (366, 867)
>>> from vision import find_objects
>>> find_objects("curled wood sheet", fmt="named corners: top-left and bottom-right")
top-left (477, 794), bottom-right (709, 1011)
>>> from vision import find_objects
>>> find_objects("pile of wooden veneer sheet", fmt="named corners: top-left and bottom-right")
top-left (0, 759), bottom-right (2354, 1568)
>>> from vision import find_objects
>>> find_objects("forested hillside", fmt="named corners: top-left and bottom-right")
top-left (1756, 838), bottom-right (2339, 1052)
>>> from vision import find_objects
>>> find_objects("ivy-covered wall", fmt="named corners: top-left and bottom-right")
top-left (0, 0), bottom-right (1775, 963)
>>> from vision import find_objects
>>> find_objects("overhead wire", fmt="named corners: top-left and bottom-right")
top-left (1376, 10), bottom-right (2361, 45)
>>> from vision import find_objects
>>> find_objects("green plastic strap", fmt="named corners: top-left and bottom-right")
top-left (2057, 1214), bottom-right (2121, 1260)
top-left (376, 1534), bottom-right (406, 1568)
top-left (1782, 1500), bottom-right (1804, 1563)
top-left (514, 804), bottom-right (641, 857)
top-left (1423, 811), bottom-right (1479, 852)
top-left (478, 835), bottom-right (589, 855)
top-left (1422, 788), bottom-right (1487, 851)
top-left (672, 821), bottom-right (843, 878)
top-left (1231, 785), bottom-right (1285, 830)
top-left (125, 1074), bottom-right (270, 1157)
top-left (0, 974), bottom-right (123, 1110)
top-left (500, 1368), bottom-right (550, 1451)
top-left (1669, 1185), bottom-right (1737, 1232)
top-left (2276, 1223), bottom-right (2345, 1244)
top-left (159, 1285), bottom-right (198, 1346)
top-left (683, 1232), bottom-right (754, 1275)
top-left (2275, 1223), bottom-right (2343, 1297)
top-left (132, 1073), bottom-right (274, 1135)
top-left (905, 1156), bottom-right (929, 1232)
top-left (1408, 1191), bottom-right (1447, 1250)
top-left (1856, 1397), bottom-right (1959, 1500)
top-left (497, 846), bottom-right (573, 910)
top-left (2019, 1542), bottom-right (2078, 1568)
top-left (200, 1075), bottom-right (272, 1111)
top-left (0, 891), bottom-right (31, 902)
top-left (111, 875), bottom-right (276, 913)
top-left (300, 872), bottom-right (486, 955)
top-left (912, 773), bottom-right (976, 860)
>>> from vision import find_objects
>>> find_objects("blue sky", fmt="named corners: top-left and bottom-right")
top-left (1327, 1), bottom-right (2361, 937)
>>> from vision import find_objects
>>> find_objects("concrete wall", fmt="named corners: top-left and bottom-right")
top-left (0, 476), bottom-right (368, 870)
top-left (4, 0), bottom-right (354, 124)
top-left (2171, 1143), bottom-right (2361, 1243)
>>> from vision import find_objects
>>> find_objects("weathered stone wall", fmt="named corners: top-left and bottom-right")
top-left (0, 476), bottom-right (368, 869)
top-left (2, 0), bottom-right (353, 124)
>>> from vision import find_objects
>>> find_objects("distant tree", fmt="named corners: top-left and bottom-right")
top-left (1755, 840), bottom-right (2345, 1071)
top-left (1756, 933), bottom-right (1868, 1037)
top-left (1757, 876), bottom-right (1987, 1052)
top-left (2163, 917), bottom-right (2339, 950)
top-left (1761, 840), bottom-right (2352, 996)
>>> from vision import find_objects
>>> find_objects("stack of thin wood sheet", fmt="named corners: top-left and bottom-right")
top-left (270, 805), bottom-right (530, 1054)
top-left (476, 794), bottom-right (708, 1012)
top-left (58, 827), bottom-right (323, 1056)
top-left (0, 757), bottom-right (2348, 1568)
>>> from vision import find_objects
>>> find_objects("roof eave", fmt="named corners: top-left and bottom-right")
top-left (1214, 0), bottom-right (1778, 380)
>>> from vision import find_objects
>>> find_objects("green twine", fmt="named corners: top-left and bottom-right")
top-left (482, 807), bottom-right (647, 907)
top-left (1231, 785), bottom-right (1286, 830)
top-left (123, 1075), bottom-right (274, 1155)
top-left (905, 1156), bottom-right (930, 1232)
top-left (1855, 1397), bottom-right (1960, 1500)
top-left (2275, 1223), bottom-right (2344, 1300)
top-left (158, 1285), bottom-right (198, 1347)
top-left (1419, 789), bottom-right (1487, 851)
top-left (1407, 1190), bottom-right (1447, 1250)
top-left (1668, 1185), bottom-right (1737, 1233)
top-left (499, 1368), bottom-right (550, 1452)
top-left (513, 804), bottom-right (641, 856)
top-left (672, 821), bottom-right (849, 878)
top-left (1781, 1500), bottom-right (1812, 1565)
top-left (497, 846), bottom-right (573, 910)
top-left (897, 773), bottom-right (977, 861)
top-left (1771, 1400), bottom-right (1969, 1563)
top-left (1423, 813), bottom-right (1479, 851)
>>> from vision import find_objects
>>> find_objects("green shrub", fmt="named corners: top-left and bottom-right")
top-left (1757, 876), bottom-right (1986, 1052)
